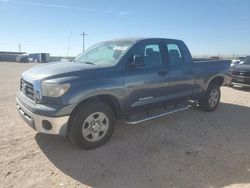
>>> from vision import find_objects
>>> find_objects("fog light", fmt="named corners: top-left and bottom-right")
top-left (42, 120), bottom-right (52, 130)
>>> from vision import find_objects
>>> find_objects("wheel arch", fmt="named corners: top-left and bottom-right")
top-left (68, 94), bottom-right (122, 129)
top-left (206, 75), bottom-right (224, 90)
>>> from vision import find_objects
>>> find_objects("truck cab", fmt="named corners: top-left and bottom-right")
top-left (122, 38), bottom-right (195, 115)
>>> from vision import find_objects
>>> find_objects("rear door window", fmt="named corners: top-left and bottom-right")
top-left (166, 44), bottom-right (184, 65)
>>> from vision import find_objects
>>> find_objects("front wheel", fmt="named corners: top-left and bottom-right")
top-left (198, 83), bottom-right (221, 112)
top-left (68, 102), bottom-right (115, 149)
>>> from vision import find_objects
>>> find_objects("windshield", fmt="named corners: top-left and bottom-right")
top-left (74, 41), bottom-right (134, 66)
top-left (239, 56), bottom-right (250, 65)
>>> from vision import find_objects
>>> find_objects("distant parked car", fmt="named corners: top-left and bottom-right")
top-left (230, 56), bottom-right (250, 87)
top-left (16, 54), bottom-right (29, 63)
top-left (231, 59), bottom-right (241, 66)
top-left (238, 56), bottom-right (247, 61)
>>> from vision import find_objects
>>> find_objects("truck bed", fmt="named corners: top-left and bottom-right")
top-left (194, 60), bottom-right (231, 74)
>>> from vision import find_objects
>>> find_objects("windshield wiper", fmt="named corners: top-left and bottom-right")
top-left (80, 61), bottom-right (97, 65)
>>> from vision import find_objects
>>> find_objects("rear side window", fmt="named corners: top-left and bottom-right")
top-left (166, 44), bottom-right (184, 65)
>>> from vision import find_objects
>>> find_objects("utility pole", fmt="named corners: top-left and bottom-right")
top-left (80, 32), bottom-right (87, 52)
top-left (18, 43), bottom-right (21, 52)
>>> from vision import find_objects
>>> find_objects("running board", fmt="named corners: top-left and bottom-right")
top-left (125, 105), bottom-right (190, 125)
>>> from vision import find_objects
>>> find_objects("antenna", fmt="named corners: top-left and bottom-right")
top-left (66, 31), bottom-right (72, 57)
top-left (18, 43), bottom-right (21, 52)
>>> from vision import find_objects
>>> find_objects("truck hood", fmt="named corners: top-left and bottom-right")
top-left (231, 64), bottom-right (250, 72)
top-left (23, 61), bottom-right (97, 79)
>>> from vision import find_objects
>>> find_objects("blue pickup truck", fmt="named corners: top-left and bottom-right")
top-left (16, 38), bottom-right (231, 149)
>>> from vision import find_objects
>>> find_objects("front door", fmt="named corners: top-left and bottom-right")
top-left (123, 40), bottom-right (168, 115)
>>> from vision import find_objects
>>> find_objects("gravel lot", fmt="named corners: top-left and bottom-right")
top-left (0, 62), bottom-right (250, 188)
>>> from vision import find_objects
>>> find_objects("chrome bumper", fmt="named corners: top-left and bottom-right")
top-left (231, 82), bottom-right (250, 87)
top-left (16, 97), bottom-right (69, 137)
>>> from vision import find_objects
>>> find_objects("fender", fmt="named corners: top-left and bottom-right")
top-left (205, 73), bottom-right (225, 91)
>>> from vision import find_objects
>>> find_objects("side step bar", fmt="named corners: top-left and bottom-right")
top-left (125, 105), bottom-right (190, 125)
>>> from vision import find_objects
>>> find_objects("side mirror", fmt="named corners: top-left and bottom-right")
top-left (129, 55), bottom-right (145, 68)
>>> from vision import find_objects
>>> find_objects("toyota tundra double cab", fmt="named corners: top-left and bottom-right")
top-left (17, 38), bottom-right (231, 149)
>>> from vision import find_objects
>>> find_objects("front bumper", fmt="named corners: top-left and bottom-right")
top-left (231, 75), bottom-right (250, 87)
top-left (16, 97), bottom-right (69, 137)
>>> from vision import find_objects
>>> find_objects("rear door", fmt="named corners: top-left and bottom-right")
top-left (123, 40), bottom-right (169, 115)
top-left (164, 41), bottom-right (195, 102)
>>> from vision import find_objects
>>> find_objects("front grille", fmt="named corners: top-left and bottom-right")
top-left (232, 76), bottom-right (250, 84)
top-left (20, 79), bottom-right (34, 100)
top-left (231, 71), bottom-right (250, 77)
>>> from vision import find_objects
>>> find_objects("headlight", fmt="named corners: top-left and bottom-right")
top-left (41, 82), bottom-right (70, 97)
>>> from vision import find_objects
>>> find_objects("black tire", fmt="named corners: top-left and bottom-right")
top-left (68, 101), bottom-right (116, 149)
top-left (198, 83), bottom-right (221, 112)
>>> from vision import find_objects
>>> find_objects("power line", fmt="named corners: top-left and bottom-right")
top-left (80, 32), bottom-right (87, 52)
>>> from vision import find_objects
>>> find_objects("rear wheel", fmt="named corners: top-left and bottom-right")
top-left (198, 83), bottom-right (221, 112)
top-left (68, 102), bottom-right (115, 149)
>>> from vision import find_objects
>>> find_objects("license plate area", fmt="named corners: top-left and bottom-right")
top-left (17, 104), bottom-right (35, 130)
top-left (236, 77), bottom-right (245, 82)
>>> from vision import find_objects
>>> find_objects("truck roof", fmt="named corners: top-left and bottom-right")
top-left (103, 37), bottom-right (183, 43)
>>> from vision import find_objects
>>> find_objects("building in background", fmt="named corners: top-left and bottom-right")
top-left (29, 53), bottom-right (50, 63)
top-left (0, 51), bottom-right (75, 63)
top-left (0, 51), bottom-right (26, 62)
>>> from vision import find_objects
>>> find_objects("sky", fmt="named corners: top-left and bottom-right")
top-left (0, 0), bottom-right (249, 57)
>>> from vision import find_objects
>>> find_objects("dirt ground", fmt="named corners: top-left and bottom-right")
top-left (0, 62), bottom-right (250, 188)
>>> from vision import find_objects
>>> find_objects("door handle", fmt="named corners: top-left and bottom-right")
top-left (158, 70), bottom-right (168, 77)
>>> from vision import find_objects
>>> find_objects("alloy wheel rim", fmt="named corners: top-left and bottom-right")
top-left (82, 112), bottom-right (109, 142)
top-left (208, 89), bottom-right (219, 108)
